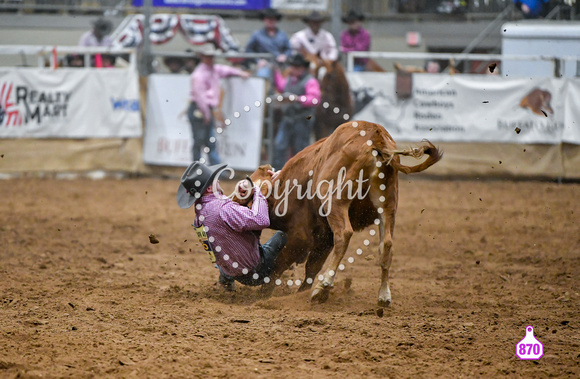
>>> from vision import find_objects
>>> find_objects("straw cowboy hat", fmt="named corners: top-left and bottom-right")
top-left (177, 161), bottom-right (228, 209)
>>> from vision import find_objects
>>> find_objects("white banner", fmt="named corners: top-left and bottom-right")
top-left (348, 72), bottom-right (577, 144)
top-left (563, 79), bottom-right (580, 144)
top-left (0, 68), bottom-right (142, 138)
top-left (271, 0), bottom-right (328, 11)
top-left (142, 74), bottom-right (265, 171)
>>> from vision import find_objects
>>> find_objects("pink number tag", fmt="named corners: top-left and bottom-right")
top-left (516, 325), bottom-right (544, 360)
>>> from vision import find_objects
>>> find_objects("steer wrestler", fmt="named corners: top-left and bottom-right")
top-left (177, 161), bottom-right (286, 291)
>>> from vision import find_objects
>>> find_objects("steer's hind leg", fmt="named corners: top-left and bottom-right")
top-left (377, 212), bottom-right (395, 308)
top-left (311, 203), bottom-right (353, 303)
top-left (374, 169), bottom-right (398, 308)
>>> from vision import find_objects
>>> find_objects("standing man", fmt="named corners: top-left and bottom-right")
top-left (188, 44), bottom-right (250, 165)
top-left (340, 10), bottom-right (371, 72)
top-left (245, 8), bottom-right (291, 78)
top-left (78, 18), bottom-right (113, 47)
top-left (177, 161), bottom-right (286, 290)
top-left (289, 11), bottom-right (339, 62)
top-left (272, 53), bottom-right (321, 170)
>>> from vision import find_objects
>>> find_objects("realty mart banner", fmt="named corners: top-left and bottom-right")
top-left (348, 73), bottom-right (580, 145)
top-left (0, 68), bottom-right (142, 138)
top-left (142, 74), bottom-right (265, 171)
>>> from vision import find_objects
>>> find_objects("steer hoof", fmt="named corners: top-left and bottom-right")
top-left (311, 286), bottom-right (331, 304)
top-left (377, 298), bottom-right (391, 308)
top-left (297, 280), bottom-right (313, 293)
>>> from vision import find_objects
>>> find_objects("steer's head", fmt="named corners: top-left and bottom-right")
top-left (232, 164), bottom-right (275, 207)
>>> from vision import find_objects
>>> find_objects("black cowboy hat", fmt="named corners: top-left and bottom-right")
top-left (302, 11), bottom-right (327, 23)
top-left (259, 8), bottom-right (282, 20)
top-left (92, 18), bottom-right (113, 35)
top-left (342, 10), bottom-right (365, 23)
top-left (287, 53), bottom-right (310, 68)
top-left (177, 161), bottom-right (228, 209)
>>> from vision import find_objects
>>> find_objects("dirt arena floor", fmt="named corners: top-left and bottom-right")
top-left (0, 176), bottom-right (578, 378)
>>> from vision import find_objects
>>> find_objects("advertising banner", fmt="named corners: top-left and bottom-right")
top-left (132, 0), bottom-right (270, 10)
top-left (142, 74), bottom-right (265, 171)
top-left (348, 72), bottom-right (575, 144)
top-left (563, 79), bottom-right (580, 144)
top-left (0, 68), bottom-right (142, 138)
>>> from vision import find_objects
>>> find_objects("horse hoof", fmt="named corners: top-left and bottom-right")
top-left (377, 298), bottom-right (391, 308)
top-left (311, 286), bottom-right (330, 303)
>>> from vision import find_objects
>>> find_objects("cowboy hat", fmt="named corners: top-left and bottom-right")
top-left (196, 44), bottom-right (222, 57)
top-left (259, 8), bottom-right (283, 20)
top-left (302, 11), bottom-right (327, 23)
top-left (177, 161), bottom-right (228, 209)
top-left (342, 10), bottom-right (365, 23)
top-left (287, 53), bottom-right (310, 68)
top-left (92, 18), bottom-right (113, 35)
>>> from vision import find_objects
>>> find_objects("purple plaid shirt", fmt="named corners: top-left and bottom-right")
top-left (194, 188), bottom-right (269, 277)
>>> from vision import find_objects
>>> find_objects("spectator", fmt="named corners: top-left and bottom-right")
top-left (271, 53), bottom-right (321, 170)
top-left (65, 54), bottom-right (85, 68)
top-left (245, 8), bottom-right (291, 78)
top-left (78, 18), bottom-right (113, 47)
top-left (188, 44), bottom-right (250, 165)
top-left (340, 10), bottom-right (371, 72)
top-left (289, 11), bottom-right (338, 62)
top-left (183, 49), bottom-right (200, 74)
top-left (163, 56), bottom-right (185, 74)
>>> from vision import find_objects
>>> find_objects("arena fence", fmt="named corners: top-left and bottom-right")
top-left (1, 45), bottom-right (579, 180)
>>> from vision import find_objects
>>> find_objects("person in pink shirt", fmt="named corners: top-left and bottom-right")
top-left (177, 161), bottom-right (286, 290)
top-left (188, 44), bottom-right (250, 164)
top-left (340, 10), bottom-right (371, 72)
top-left (272, 53), bottom-right (321, 170)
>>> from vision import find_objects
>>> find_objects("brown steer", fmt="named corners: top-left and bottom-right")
top-left (240, 121), bottom-right (442, 307)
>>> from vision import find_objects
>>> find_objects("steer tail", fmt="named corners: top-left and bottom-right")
top-left (377, 140), bottom-right (443, 174)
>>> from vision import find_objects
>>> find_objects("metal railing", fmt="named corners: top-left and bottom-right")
top-left (346, 51), bottom-right (580, 76)
top-left (0, 45), bottom-right (137, 68)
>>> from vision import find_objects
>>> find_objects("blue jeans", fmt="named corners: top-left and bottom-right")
top-left (187, 102), bottom-right (221, 165)
top-left (272, 115), bottom-right (314, 170)
top-left (219, 231), bottom-right (288, 286)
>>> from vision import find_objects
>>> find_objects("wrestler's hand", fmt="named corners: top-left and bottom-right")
top-left (268, 169), bottom-right (280, 181)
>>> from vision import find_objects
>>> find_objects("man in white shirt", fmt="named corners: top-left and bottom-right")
top-left (289, 11), bottom-right (338, 62)
top-left (78, 18), bottom-right (113, 47)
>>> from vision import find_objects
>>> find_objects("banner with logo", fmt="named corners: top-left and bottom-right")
top-left (132, 0), bottom-right (270, 10)
top-left (0, 68), bottom-right (142, 138)
top-left (142, 74), bottom-right (265, 171)
top-left (348, 72), bottom-right (579, 145)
